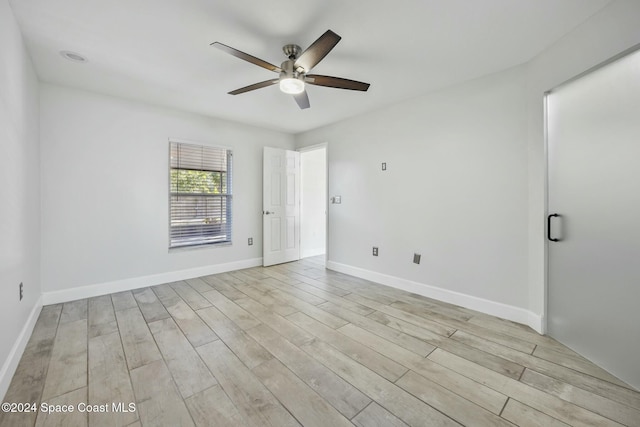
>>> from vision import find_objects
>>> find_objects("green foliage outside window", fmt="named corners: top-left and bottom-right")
top-left (170, 169), bottom-right (227, 194)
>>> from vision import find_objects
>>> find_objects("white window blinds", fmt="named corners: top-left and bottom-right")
top-left (169, 141), bottom-right (232, 248)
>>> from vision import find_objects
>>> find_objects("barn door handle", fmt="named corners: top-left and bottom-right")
top-left (547, 213), bottom-right (560, 242)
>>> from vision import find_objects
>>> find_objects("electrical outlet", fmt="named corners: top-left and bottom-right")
top-left (372, 247), bottom-right (378, 256)
top-left (19, 282), bottom-right (23, 301)
top-left (382, 162), bottom-right (387, 171)
top-left (248, 237), bottom-right (253, 246)
top-left (413, 253), bottom-right (421, 264)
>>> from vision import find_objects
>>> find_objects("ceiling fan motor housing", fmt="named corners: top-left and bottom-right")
top-left (280, 59), bottom-right (304, 80)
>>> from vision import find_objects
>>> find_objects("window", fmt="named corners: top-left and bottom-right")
top-left (169, 141), bottom-right (232, 248)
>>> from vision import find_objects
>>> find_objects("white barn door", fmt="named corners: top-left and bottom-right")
top-left (263, 147), bottom-right (300, 266)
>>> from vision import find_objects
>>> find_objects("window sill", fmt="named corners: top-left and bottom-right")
top-left (169, 241), bottom-right (232, 252)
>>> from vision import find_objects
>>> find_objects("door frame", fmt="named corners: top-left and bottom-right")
top-left (543, 42), bottom-right (640, 335)
top-left (298, 143), bottom-right (329, 266)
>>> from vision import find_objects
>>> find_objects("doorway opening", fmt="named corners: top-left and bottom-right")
top-left (300, 145), bottom-right (327, 265)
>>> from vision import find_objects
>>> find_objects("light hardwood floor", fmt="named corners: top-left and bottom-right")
top-left (2, 256), bottom-right (639, 426)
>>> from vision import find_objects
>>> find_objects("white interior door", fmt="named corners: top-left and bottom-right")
top-left (547, 49), bottom-right (640, 389)
top-left (263, 147), bottom-right (300, 266)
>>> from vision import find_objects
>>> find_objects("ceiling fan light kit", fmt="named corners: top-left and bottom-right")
top-left (211, 30), bottom-right (370, 109)
top-left (279, 78), bottom-right (305, 95)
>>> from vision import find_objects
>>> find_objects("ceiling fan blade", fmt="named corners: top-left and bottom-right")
top-left (306, 75), bottom-right (370, 91)
top-left (293, 90), bottom-right (310, 109)
top-left (212, 42), bottom-right (282, 73)
top-left (294, 30), bottom-right (341, 72)
top-left (228, 79), bottom-right (279, 95)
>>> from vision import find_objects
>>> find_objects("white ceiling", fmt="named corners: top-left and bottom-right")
top-left (10, 0), bottom-right (612, 133)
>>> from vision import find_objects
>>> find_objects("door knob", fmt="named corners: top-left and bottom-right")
top-left (264, 211), bottom-right (274, 215)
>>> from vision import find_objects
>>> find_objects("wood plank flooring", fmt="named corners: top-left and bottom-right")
top-left (2, 256), bottom-right (639, 427)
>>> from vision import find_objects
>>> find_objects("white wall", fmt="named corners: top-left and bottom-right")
top-left (40, 84), bottom-right (294, 300)
top-left (0, 0), bottom-right (41, 398)
top-left (300, 147), bottom-right (327, 258)
top-left (297, 66), bottom-right (530, 321)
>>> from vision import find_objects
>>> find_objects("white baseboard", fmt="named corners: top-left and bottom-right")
top-left (327, 261), bottom-right (544, 334)
top-left (42, 258), bottom-right (263, 305)
top-left (0, 296), bottom-right (43, 400)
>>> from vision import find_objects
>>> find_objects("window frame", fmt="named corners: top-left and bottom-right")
top-left (168, 139), bottom-right (233, 249)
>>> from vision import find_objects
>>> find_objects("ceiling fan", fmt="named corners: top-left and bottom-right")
top-left (211, 30), bottom-right (370, 109)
